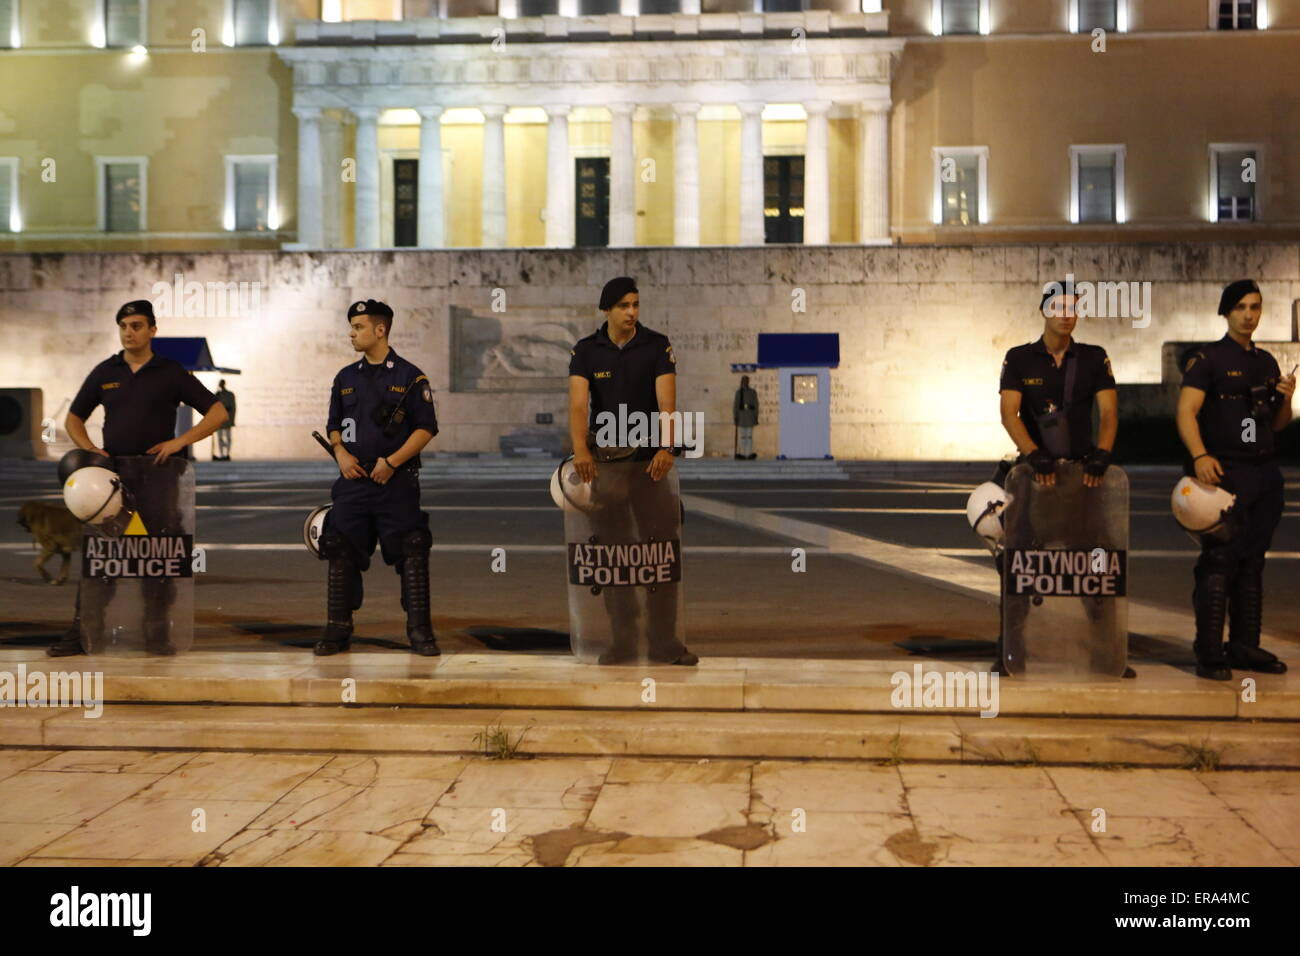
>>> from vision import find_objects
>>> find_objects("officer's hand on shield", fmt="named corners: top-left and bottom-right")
top-left (1027, 447), bottom-right (1056, 487)
top-left (1081, 447), bottom-right (1111, 489)
top-left (335, 445), bottom-right (368, 480)
top-left (646, 448), bottom-right (675, 481)
top-left (147, 437), bottom-right (186, 464)
top-left (370, 456), bottom-right (395, 485)
top-left (573, 448), bottom-right (597, 484)
top-left (1194, 453), bottom-right (1224, 486)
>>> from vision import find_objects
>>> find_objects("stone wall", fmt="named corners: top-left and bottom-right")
top-left (1, 243), bottom-right (1297, 461)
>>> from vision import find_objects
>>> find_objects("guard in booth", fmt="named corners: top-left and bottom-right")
top-left (999, 280), bottom-right (1119, 487)
top-left (317, 299), bottom-right (440, 656)
top-left (49, 299), bottom-right (227, 657)
top-left (1176, 280), bottom-right (1295, 680)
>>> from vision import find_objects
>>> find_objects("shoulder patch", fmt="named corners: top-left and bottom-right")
top-left (1184, 355), bottom-right (1199, 374)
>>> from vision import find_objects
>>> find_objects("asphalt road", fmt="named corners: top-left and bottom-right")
top-left (3, 466), bottom-right (1297, 656)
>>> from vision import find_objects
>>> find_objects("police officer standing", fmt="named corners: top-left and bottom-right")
top-left (999, 281), bottom-right (1118, 486)
top-left (48, 299), bottom-right (228, 657)
top-left (733, 375), bottom-right (759, 460)
top-left (1176, 280), bottom-right (1294, 680)
top-left (569, 276), bottom-right (697, 665)
top-left (317, 300), bottom-right (440, 656)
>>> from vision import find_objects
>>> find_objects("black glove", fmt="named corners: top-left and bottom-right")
top-left (1083, 447), bottom-right (1112, 478)
top-left (1027, 447), bottom-right (1055, 476)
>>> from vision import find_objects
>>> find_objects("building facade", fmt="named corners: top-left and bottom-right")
top-left (1, 0), bottom-right (1296, 252)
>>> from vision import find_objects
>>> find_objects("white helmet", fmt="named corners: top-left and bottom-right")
top-left (63, 466), bottom-right (129, 528)
top-left (549, 458), bottom-right (596, 512)
top-left (1172, 477), bottom-right (1237, 541)
top-left (966, 481), bottom-right (1013, 551)
top-left (303, 505), bottom-right (331, 556)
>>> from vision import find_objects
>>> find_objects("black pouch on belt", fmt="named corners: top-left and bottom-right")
top-left (1032, 353), bottom-right (1079, 460)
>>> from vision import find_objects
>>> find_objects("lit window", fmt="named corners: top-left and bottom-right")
top-left (104, 0), bottom-right (144, 48)
top-left (933, 148), bottom-right (987, 225)
top-left (1211, 146), bottom-right (1257, 222)
top-left (1071, 146), bottom-right (1125, 224)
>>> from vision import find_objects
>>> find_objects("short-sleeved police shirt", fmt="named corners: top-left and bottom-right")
top-left (999, 337), bottom-right (1116, 459)
top-left (568, 324), bottom-right (676, 432)
top-left (326, 347), bottom-right (438, 464)
top-left (1181, 334), bottom-right (1282, 461)
top-left (69, 351), bottom-right (217, 457)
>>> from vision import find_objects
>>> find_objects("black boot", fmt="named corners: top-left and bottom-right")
top-left (400, 530), bottom-right (439, 657)
top-left (1226, 556), bottom-right (1287, 674)
top-left (48, 587), bottom-right (86, 657)
top-left (314, 534), bottom-right (355, 656)
top-left (1192, 556), bottom-right (1232, 681)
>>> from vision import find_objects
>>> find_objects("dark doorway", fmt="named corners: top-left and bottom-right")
top-left (394, 158), bottom-right (418, 247)
top-left (575, 157), bottom-right (610, 248)
top-left (764, 155), bottom-right (804, 244)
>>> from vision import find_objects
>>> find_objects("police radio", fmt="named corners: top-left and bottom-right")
top-left (375, 378), bottom-right (420, 437)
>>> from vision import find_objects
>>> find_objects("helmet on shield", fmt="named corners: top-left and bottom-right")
top-left (63, 465), bottom-right (136, 535)
top-left (966, 481), bottom-right (1012, 552)
top-left (1171, 476), bottom-right (1237, 543)
top-left (549, 458), bottom-right (597, 512)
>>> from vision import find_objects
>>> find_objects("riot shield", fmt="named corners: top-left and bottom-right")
top-left (79, 457), bottom-right (196, 655)
top-left (563, 459), bottom-right (687, 664)
top-left (1001, 462), bottom-right (1128, 680)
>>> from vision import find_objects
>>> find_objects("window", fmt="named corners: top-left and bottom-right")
top-left (936, 0), bottom-right (981, 35)
top-left (578, 0), bottom-right (621, 12)
top-left (0, 0), bottom-right (18, 49)
top-left (933, 147), bottom-right (987, 225)
top-left (1214, 0), bottom-right (1258, 29)
top-left (517, 0), bottom-right (560, 14)
top-left (225, 156), bottom-right (276, 231)
top-left (762, 0), bottom-right (808, 11)
top-left (1210, 145), bottom-right (1257, 221)
top-left (1074, 0), bottom-right (1117, 31)
top-left (104, 0), bottom-right (144, 48)
top-left (98, 158), bottom-right (147, 232)
top-left (0, 158), bottom-right (18, 232)
top-left (1071, 146), bottom-right (1124, 224)
top-left (638, 0), bottom-right (680, 10)
top-left (233, 0), bottom-right (271, 46)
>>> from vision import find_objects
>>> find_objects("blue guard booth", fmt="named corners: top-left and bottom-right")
top-left (734, 333), bottom-right (839, 460)
top-left (151, 338), bottom-right (240, 440)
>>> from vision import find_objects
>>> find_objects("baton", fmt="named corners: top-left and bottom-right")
top-left (311, 431), bottom-right (336, 460)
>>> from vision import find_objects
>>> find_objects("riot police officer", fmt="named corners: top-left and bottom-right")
top-left (999, 281), bottom-right (1118, 486)
top-left (1176, 280), bottom-right (1294, 680)
top-left (316, 300), bottom-right (440, 656)
top-left (49, 299), bottom-right (227, 657)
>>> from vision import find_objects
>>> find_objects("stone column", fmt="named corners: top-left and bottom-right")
top-left (609, 102), bottom-right (636, 247)
top-left (858, 102), bottom-right (890, 244)
top-left (803, 100), bottom-right (832, 245)
top-left (320, 111), bottom-right (345, 248)
top-left (292, 106), bottom-right (323, 248)
top-left (352, 106), bottom-right (380, 249)
top-left (416, 106), bottom-right (445, 248)
top-left (738, 101), bottom-right (765, 246)
top-left (545, 104), bottom-right (573, 248)
top-left (672, 102), bottom-right (701, 247)
top-left (480, 104), bottom-right (508, 248)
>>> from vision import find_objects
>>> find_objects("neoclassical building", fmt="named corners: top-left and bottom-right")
top-left (1, 0), bottom-right (1297, 251)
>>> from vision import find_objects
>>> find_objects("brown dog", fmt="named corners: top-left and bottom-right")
top-left (17, 501), bottom-right (83, 585)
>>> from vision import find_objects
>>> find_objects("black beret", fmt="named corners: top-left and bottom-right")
top-left (599, 276), bottom-right (638, 312)
top-left (1039, 278), bottom-right (1077, 312)
top-left (115, 299), bottom-right (155, 322)
top-left (347, 299), bottom-right (394, 321)
top-left (1217, 279), bottom-right (1260, 317)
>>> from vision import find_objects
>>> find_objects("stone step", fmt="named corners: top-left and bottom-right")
top-left (3, 653), bottom-right (1295, 721)
top-left (5, 702), bottom-right (1297, 768)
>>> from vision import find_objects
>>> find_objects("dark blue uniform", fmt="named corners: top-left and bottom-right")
top-left (1181, 332), bottom-right (1289, 676)
top-left (999, 338), bottom-right (1116, 460)
top-left (324, 347), bottom-right (438, 583)
top-left (1181, 335), bottom-right (1285, 560)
